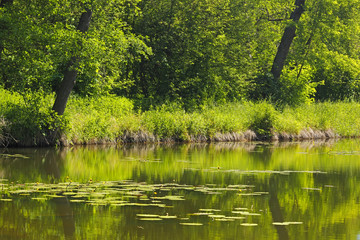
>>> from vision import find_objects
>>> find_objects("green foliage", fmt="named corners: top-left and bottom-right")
top-left (0, 89), bottom-right (65, 146)
top-left (1, 0), bottom-right (360, 144)
top-left (0, 0), bottom-right (150, 96)
top-left (279, 0), bottom-right (360, 104)
top-left (2, 0), bottom-right (360, 107)
top-left (127, 0), bottom-right (280, 109)
top-left (248, 101), bottom-right (277, 137)
top-left (312, 52), bottom-right (360, 101)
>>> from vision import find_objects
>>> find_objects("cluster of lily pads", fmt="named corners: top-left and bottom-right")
top-left (0, 179), bottom-right (258, 203)
top-left (136, 207), bottom-right (263, 226)
top-left (0, 178), bottom-right (302, 227)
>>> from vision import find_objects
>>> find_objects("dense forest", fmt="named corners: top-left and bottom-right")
top-left (1, 0), bottom-right (360, 146)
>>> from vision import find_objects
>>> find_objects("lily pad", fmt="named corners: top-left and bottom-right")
top-left (191, 212), bottom-right (212, 216)
top-left (285, 222), bottom-right (303, 225)
top-left (215, 218), bottom-right (235, 222)
top-left (0, 199), bottom-right (12, 202)
top-left (273, 222), bottom-right (290, 226)
top-left (241, 223), bottom-right (258, 226)
top-left (208, 215), bottom-right (226, 218)
top-left (139, 218), bottom-right (162, 221)
top-left (225, 216), bottom-right (246, 220)
top-left (159, 215), bottom-right (177, 219)
top-left (31, 197), bottom-right (48, 201)
top-left (136, 214), bottom-right (160, 218)
top-left (180, 223), bottom-right (203, 226)
top-left (70, 199), bottom-right (86, 203)
top-left (199, 209), bottom-right (221, 212)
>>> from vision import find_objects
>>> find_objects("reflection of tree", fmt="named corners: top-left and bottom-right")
top-left (269, 175), bottom-right (289, 240)
top-left (53, 197), bottom-right (76, 240)
top-left (0, 148), bottom-right (67, 181)
top-left (249, 144), bottom-right (274, 167)
top-left (42, 149), bottom-right (76, 240)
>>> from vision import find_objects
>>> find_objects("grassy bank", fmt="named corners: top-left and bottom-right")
top-left (1, 89), bottom-right (360, 147)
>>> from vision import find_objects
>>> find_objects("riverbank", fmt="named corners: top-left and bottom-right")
top-left (0, 89), bottom-right (359, 147)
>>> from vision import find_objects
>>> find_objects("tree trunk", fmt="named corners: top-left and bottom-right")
top-left (52, 8), bottom-right (92, 115)
top-left (271, 0), bottom-right (305, 80)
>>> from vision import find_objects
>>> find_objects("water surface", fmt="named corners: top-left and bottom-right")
top-left (1, 139), bottom-right (360, 239)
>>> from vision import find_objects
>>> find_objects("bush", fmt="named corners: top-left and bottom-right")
top-left (247, 101), bottom-right (277, 137)
top-left (0, 89), bottom-right (65, 146)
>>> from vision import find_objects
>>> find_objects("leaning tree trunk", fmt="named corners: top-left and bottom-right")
top-left (271, 0), bottom-right (305, 80)
top-left (52, 8), bottom-right (92, 116)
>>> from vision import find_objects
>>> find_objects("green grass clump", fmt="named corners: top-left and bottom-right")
top-left (65, 96), bottom-right (140, 144)
top-left (282, 101), bottom-right (360, 137)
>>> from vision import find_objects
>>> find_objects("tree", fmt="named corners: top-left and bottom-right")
top-left (271, 0), bottom-right (305, 80)
top-left (0, 0), bottom-right (150, 111)
top-left (52, 8), bottom-right (92, 116)
top-left (127, 0), bottom-right (268, 109)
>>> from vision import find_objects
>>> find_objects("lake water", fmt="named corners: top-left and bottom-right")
top-left (1, 139), bottom-right (360, 239)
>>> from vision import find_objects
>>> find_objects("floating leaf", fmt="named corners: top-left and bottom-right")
top-left (62, 192), bottom-right (76, 196)
top-left (234, 208), bottom-right (248, 211)
top-left (285, 222), bottom-right (303, 225)
top-left (159, 215), bottom-right (177, 219)
top-left (139, 218), bottom-right (162, 221)
top-left (31, 197), bottom-right (48, 201)
top-left (242, 212), bottom-right (261, 216)
top-left (70, 199), bottom-right (86, 203)
top-left (273, 222), bottom-right (289, 226)
top-left (241, 223), bottom-right (258, 226)
top-left (43, 194), bottom-right (64, 198)
top-left (215, 218), bottom-right (235, 222)
top-left (302, 188), bottom-right (321, 191)
top-left (136, 214), bottom-right (160, 218)
top-left (208, 215), bottom-right (226, 218)
top-left (180, 223), bottom-right (203, 226)
top-left (0, 199), bottom-right (12, 202)
top-left (225, 216), bottom-right (245, 220)
top-left (164, 196), bottom-right (185, 201)
top-left (199, 209), bottom-right (221, 212)
top-left (191, 212), bottom-right (212, 216)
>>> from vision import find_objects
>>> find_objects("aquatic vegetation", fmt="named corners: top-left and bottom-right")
top-left (0, 179), bottom-right (266, 227)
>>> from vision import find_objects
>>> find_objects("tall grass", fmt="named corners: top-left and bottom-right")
top-left (1, 88), bottom-right (360, 146)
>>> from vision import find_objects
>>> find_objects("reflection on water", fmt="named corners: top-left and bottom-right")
top-left (1, 139), bottom-right (360, 239)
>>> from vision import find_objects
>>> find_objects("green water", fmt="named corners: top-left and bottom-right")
top-left (1, 139), bottom-right (360, 239)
